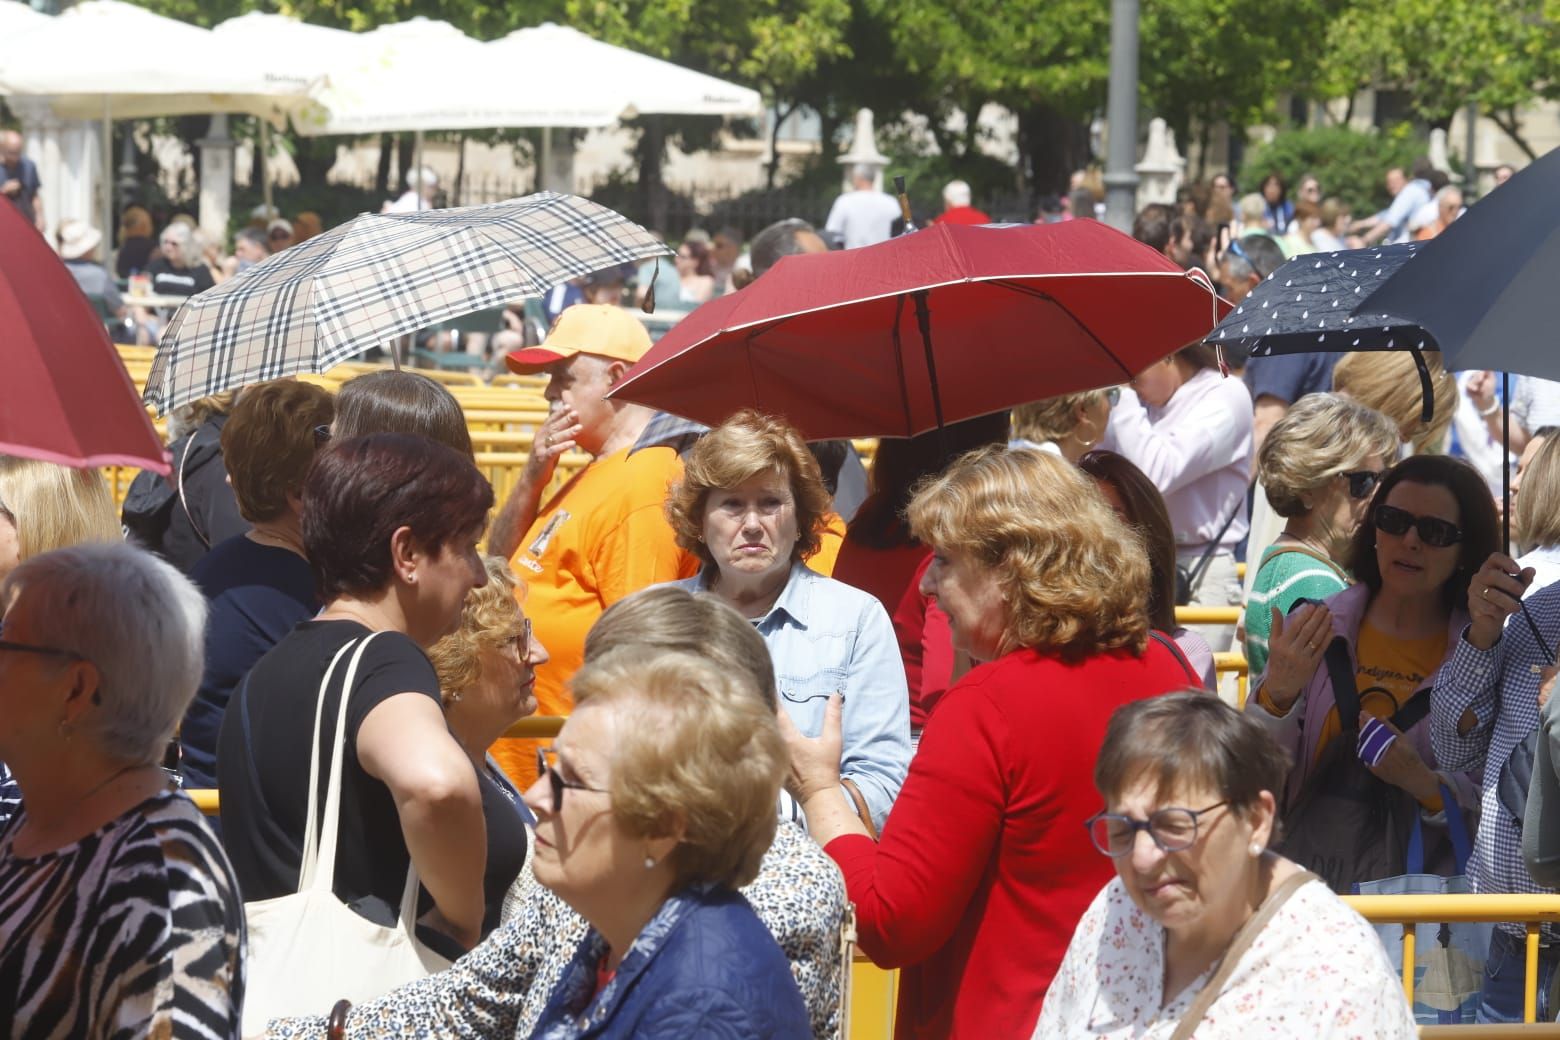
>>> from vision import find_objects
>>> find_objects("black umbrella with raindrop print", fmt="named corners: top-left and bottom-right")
top-left (1207, 242), bottom-right (1439, 423)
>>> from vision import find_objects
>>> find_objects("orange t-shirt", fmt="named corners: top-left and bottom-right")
top-left (495, 445), bottom-right (697, 784)
top-left (807, 512), bottom-right (847, 577)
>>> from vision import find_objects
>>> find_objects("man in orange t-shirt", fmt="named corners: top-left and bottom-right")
top-left (487, 305), bottom-right (697, 783)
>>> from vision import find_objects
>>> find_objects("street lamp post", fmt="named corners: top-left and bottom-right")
top-left (1102, 0), bottom-right (1140, 233)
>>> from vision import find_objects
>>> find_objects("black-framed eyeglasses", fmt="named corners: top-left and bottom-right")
top-left (1375, 503), bottom-right (1462, 548)
top-left (535, 747), bottom-right (609, 814)
top-left (313, 424), bottom-right (331, 446)
top-left (1340, 470), bottom-right (1382, 500)
top-left (1085, 801), bottom-right (1229, 857)
top-left (0, 638), bottom-right (84, 662)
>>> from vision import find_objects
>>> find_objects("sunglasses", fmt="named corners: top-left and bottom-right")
top-left (510, 617), bottom-right (532, 656)
top-left (1105, 386), bottom-right (1122, 407)
top-left (313, 424), bottom-right (331, 446)
top-left (1340, 470), bottom-right (1381, 500)
top-left (1374, 503), bottom-right (1462, 548)
top-left (534, 747), bottom-right (609, 815)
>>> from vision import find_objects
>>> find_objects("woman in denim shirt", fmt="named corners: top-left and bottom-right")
top-left (665, 411), bottom-right (912, 833)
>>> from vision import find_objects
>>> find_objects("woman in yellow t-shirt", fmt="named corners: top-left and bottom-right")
top-left (1246, 455), bottom-right (1497, 883)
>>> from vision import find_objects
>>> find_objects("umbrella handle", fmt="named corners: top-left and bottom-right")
top-left (894, 176), bottom-right (914, 229)
top-left (1408, 345), bottom-right (1433, 425)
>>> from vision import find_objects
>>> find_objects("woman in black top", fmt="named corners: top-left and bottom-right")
top-left (427, 556), bottom-right (548, 937)
top-left (146, 223), bottom-right (214, 297)
top-left (218, 433), bottom-right (494, 952)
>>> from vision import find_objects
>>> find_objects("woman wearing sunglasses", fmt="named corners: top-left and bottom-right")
top-left (1243, 394), bottom-right (1399, 678)
top-left (1250, 454), bottom-right (1496, 891)
top-left (1037, 694), bottom-right (1415, 1038)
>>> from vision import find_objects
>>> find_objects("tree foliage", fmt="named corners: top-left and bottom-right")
top-left (1315, 0), bottom-right (1560, 156)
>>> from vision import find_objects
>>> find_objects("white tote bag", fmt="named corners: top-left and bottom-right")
top-left (241, 634), bottom-right (450, 1033)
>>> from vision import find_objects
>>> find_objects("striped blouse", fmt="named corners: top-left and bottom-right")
top-left (0, 789), bottom-right (245, 1039)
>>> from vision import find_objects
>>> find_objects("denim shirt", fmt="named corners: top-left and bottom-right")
top-left (671, 561), bottom-right (912, 831)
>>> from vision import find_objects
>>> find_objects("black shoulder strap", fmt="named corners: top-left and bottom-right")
top-left (1322, 637), bottom-right (1360, 732)
top-left (1149, 629), bottom-right (1201, 687)
top-left (1390, 686), bottom-right (1434, 733)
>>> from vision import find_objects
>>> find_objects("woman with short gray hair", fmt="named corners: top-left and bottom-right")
top-left (0, 543), bottom-right (244, 1035)
top-left (147, 220), bottom-right (215, 297)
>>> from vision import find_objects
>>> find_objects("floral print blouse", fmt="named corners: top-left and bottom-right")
top-left (1033, 875), bottom-right (1415, 1038)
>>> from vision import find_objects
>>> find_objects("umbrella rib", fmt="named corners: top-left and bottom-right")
top-left (890, 295), bottom-right (914, 437)
top-left (989, 279), bottom-right (1137, 380)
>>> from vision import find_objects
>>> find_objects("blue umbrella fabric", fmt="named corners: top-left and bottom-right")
top-left (1208, 242), bottom-right (1434, 358)
top-left (1355, 147), bottom-right (1560, 379)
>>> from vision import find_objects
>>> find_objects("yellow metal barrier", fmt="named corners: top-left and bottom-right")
top-left (1213, 652), bottom-right (1249, 707)
top-left (1175, 605), bottom-right (1243, 626)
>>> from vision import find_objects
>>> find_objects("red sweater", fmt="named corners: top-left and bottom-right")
top-left (826, 642), bottom-right (1189, 1039)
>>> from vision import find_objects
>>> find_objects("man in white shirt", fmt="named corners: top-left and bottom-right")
top-left (824, 165), bottom-right (901, 249)
top-left (385, 166), bottom-right (438, 213)
top-left (1352, 159), bottom-right (1433, 245)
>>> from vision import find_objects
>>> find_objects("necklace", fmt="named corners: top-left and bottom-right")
top-left (78, 761), bottom-right (163, 803)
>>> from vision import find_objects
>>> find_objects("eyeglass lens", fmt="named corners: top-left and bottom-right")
top-left (1375, 504), bottom-right (1461, 547)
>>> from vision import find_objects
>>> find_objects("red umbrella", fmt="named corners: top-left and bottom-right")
top-left (610, 220), bottom-right (1230, 440)
top-left (0, 203), bottom-right (168, 473)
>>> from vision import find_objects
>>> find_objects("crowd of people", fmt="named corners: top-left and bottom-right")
top-left (5, 146), bottom-right (1560, 1040)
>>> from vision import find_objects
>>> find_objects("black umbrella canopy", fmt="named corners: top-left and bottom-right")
top-left (1356, 147), bottom-right (1560, 378)
top-left (1209, 242), bottom-right (1434, 357)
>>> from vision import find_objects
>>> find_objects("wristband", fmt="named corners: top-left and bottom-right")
top-left (1479, 399), bottom-right (1501, 417)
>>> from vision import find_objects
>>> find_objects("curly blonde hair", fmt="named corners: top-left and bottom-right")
top-left (1258, 393), bottom-right (1399, 518)
top-left (665, 410), bottom-right (832, 568)
top-left (907, 446), bottom-right (1150, 659)
top-left (570, 646), bottom-right (784, 891)
top-left (426, 556), bottom-right (525, 703)
top-left (1331, 350), bottom-right (1456, 454)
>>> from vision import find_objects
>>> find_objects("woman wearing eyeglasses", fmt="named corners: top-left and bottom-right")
top-left (522, 645), bottom-right (808, 1039)
top-left (1243, 394), bottom-right (1399, 678)
top-left (425, 555), bottom-right (547, 940)
top-left (1036, 694), bottom-right (1415, 1038)
top-left (1249, 454), bottom-right (1496, 892)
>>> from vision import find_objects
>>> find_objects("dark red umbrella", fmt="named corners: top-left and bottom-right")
top-left (0, 202), bottom-right (168, 473)
top-left (611, 220), bottom-right (1229, 439)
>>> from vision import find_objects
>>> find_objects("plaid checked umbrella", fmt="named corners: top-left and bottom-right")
top-left (144, 192), bottom-right (668, 415)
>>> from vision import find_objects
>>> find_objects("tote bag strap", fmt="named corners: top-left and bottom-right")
top-left (1169, 869), bottom-right (1319, 1040)
top-left (299, 633), bottom-right (384, 893)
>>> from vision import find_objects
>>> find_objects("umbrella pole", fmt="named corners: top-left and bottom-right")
top-left (1504, 371), bottom-right (1511, 554)
top-left (911, 290), bottom-right (949, 459)
top-left (415, 130), bottom-right (424, 211)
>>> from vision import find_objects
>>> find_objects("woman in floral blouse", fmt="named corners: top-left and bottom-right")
top-left (1036, 694), bottom-right (1413, 1038)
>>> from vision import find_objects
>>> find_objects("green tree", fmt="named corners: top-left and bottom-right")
top-left (1316, 0), bottom-right (1560, 158)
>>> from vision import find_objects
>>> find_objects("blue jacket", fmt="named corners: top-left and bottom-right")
top-left (530, 885), bottom-right (810, 1039)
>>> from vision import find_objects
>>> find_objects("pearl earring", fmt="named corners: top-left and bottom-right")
top-left (644, 855), bottom-right (657, 870)
top-left (1249, 842), bottom-right (1263, 857)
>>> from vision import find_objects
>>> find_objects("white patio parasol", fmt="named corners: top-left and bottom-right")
top-left (0, 1), bottom-right (318, 250)
top-left (487, 24), bottom-right (764, 119)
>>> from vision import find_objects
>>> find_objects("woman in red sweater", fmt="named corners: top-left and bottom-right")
top-left (783, 446), bottom-right (1195, 1039)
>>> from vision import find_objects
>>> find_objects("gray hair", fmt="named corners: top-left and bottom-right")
top-left (406, 165), bottom-right (438, 190)
top-left (851, 163), bottom-right (878, 185)
top-left (1436, 184), bottom-right (1464, 205)
top-left (1, 543), bottom-right (206, 762)
top-left (749, 218), bottom-right (819, 278)
top-left (160, 223), bottom-right (192, 264)
top-left (943, 179), bottom-right (972, 207)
